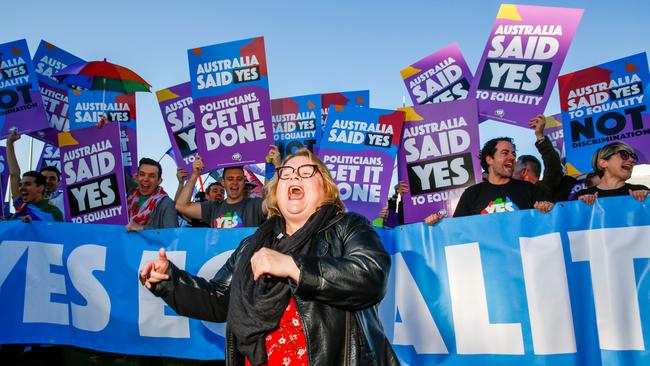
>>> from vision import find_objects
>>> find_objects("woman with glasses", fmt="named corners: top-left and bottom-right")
top-left (139, 149), bottom-right (399, 366)
top-left (573, 141), bottom-right (649, 204)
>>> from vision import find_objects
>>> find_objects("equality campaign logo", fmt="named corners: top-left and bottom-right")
top-left (481, 197), bottom-right (518, 214)
top-left (213, 212), bottom-right (242, 229)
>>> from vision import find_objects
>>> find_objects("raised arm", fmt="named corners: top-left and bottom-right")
top-left (175, 156), bottom-right (203, 219)
top-left (7, 131), bottom-right (22, 200)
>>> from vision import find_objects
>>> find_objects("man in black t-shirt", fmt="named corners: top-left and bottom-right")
top-left (453, 137), bottom-right (554, 218)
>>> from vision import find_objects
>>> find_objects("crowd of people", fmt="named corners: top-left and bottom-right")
top-left (3, 113), bottom-right (649, 365)
top-left (4, 114), bottom-right (647, 231)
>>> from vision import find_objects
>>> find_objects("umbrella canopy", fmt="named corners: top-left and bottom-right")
top-left (54, 59), bottom-right (151, 93)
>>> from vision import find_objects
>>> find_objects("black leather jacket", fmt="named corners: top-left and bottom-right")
top-left (150, 212), bottom-right (400, 366)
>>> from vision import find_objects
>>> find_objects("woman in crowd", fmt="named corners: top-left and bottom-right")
top-left (139, 149), bottom-right (399, 366)
top-left (574, 141), bottom-right (649, 204)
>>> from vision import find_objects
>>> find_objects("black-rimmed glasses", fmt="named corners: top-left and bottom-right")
top-left (613, 150), bottom-right (639, 162)
top-left (277, 164), bottom-right (320, 180)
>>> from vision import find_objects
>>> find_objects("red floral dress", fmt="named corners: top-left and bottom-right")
top-left (245, 298), bottom-right (308, 366)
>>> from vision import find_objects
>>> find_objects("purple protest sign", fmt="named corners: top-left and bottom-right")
top-left (0, 39), bottom-right (50, 139)
top-left (470, 4), bottom-right (583, 126)
top-left (36, 143), bottom-right (61, 171)
top-left (29, 40), bottom-right (85, 145)
top-left (156, 82), bottom-right (197, 171)
top-left (398, 99), bottom-right (482, 223)
top-left (318, 108), bottom-right (404, 221)
top-left (59, 123), bottom-right (127, 224)
top-left (188, 37), bottom-right (274, 171)
top-left (401, 43), bottom-right (473, 105)
top-left (271, 94), bottom-right (321, 158)
top-left (68, 89), bottom-right (138, 176)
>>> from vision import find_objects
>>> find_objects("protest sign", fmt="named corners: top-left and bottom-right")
top-left (318, 90), bottom-right (369, 149)
top-left (543, 113), bottom-right (566, 161)
top-left (188, 37), bottom-right (273, 170)
top-left (36, 143), bottom-right (61, 171)
top-left (559, 52), bottom-right (650, 175)
top-left (29, 40), bottom-right (84, 145)
top-left (68, 89), bottom-right (138, 176)
top-left (59, 123), bottom-right (127, 224)
top-left (271, 94), bottom-right (321, 158)
top-left (0, 39), bottom-right (49, 139)
top-left (398, 99), bottom-right (482, 223)
top-left (318, 108), bottom-right (404, 220)
top-left (156, 82), bottom-right (197, 172)
top-left (401, 43), bottom-right (473, 105)
top-left (470, 4), bottom-right (583, 126)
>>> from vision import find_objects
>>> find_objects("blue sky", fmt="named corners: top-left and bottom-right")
top-left (3, 0), bottom-right (649, 193)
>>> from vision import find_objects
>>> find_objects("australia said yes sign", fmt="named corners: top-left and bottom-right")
top-left (470, 4), bottom-right (583, 126)
top-left (188, 37), bottom-right (274, 170)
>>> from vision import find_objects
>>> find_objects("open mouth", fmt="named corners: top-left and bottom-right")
top-left (288, 185), bottom-right (304, 200)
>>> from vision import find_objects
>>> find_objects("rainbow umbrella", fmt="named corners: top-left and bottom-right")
top-left (54, 59), bottom-right (151, 93)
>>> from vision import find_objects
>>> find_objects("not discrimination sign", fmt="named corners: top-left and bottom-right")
top-left (559, 52), bottom-right (650, 175)
top-left (0, 39), bottom-right (50, 139)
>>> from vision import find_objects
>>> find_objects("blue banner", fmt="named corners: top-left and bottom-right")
top-left (1, 197), bottom-right (649, 365)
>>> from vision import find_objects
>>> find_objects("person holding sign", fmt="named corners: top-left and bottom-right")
top-left (452, 137), bottom-right (555, 218)
top-left (126, 158), bottom-right (178, 231)
top-left (513, 115), bottom-right (565, 201)
top-left (140, 148), bottom-right (397, 365)
top-left (6, 132), bottom-right (63, 222)
top-left (573, 142), bottom-right (649, 204)
top-left (175, 155), bottom-right (267, 229)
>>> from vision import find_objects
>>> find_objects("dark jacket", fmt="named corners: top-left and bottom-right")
top-left (149, 212), bottom-right (400, 366)
top-left (534, 136), bottom-right (564, 202)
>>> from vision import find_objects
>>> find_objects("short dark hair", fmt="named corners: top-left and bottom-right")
top-left (40, 165), bottom-right (61, 180)
top-left (479, 137), bottom-right (515, 172)
top-left (223, 166), bottom-right (244, 177)
top-left (517, 155), bottom-right (541, 178)
top-left (206, 182), bottom-right (223, 192)
top-left (138, 158), bottom-right (162, 178)
top-left (22, 171), bottom-right (46, 186)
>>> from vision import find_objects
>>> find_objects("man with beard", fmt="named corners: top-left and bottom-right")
top-left (176, 155), bottom-right (267, 228)
top-left (453, 137), bottom-right (554, 217)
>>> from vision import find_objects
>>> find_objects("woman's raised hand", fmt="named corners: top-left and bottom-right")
top-left (139, 248), bottom-right (170, 288)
